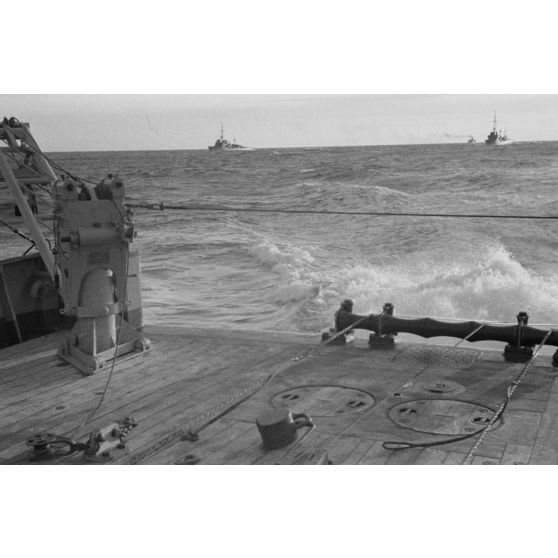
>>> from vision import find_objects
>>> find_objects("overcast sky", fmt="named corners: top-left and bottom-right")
top-left (2, 94), bottom-right (558, 152)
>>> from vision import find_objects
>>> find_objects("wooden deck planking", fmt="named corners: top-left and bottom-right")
top-left (0, 342), bottom-right (235, 460)
top-left (142, 419), bottom-right (252, 465)
top-left (341, 439), bottom-right (377, 464)
top-left (0, 342), bottom-right (181, 431)
top-left (491, 410), bottom-right (543, 446)
top-left (0, 331), bottom-right (64, 359)
top-left (528, 446), bottom-right (558, 465)
top-left (500, 443), bottom-right (533, 465)
top-left (443, 452), bottom-right (468, 465)
top-left (356, 440), bottom-right (392, 465)
top-left (252, 432), bottom-right (333, 465)
top-left (4, 355), bottom-right (262, 461)
top-left (0, 350), bottom-right (59, 381)
top-left (471, 456), bottom-right (500, 465)
top-left (0, 363), bottom-right (77, 399)
top-left (0, 343), bottom-right (168, 412)
top-left (0, 330), bottom-right (308, 458)
top-left (0, 355), bottom-right (155, 427)
top-left (0, 349), bottom-right (75, 386)
top-left (0, 352), bottom-right (175, 450)
top-left (201, 428), bottom-right (263, 465)
top-left (386, 447), bottom-right (425, 465)
top-left (413, 448), bottom-right (449, 465)
top-left (112, 339), bottom-right (323, 464)
top-left (2, 326), bottom-right (558, 465)
top-left (319, 435), bottom-right (364, 465)
top-left (1, 336), bottom-right (191, 417)
top-left (445, 434), bottom-right (506, 461)
top-left (529, 375), bottom-right (558, 464)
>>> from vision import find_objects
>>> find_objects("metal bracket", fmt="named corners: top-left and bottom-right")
top-left (24, 417), bottom-right (137, 463)
top-left (58, 319), bottom-right (150, 376)
top-left (503, 344), bottom-right (534, 363)
top-left (321, 328), bottom-right (355, 345)
top-left (504, 311), bottom-right (534, 362)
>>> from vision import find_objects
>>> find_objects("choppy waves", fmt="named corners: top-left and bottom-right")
top-left (4, 142), bottom-right (558, 332)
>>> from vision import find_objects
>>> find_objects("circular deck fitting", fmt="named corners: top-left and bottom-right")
top-left (389, 399), bottom-right (496, 435)
top-left (271, 385), bottom-right (375, 417)
top-left (415, 380), bottom-right (465, 395)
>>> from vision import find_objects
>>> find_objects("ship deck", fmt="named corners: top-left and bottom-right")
top-left (2, 325), bottom-right (558, 465)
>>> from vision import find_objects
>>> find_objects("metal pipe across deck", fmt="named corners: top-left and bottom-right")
top-left (336, 311), bottom-right (558, 347)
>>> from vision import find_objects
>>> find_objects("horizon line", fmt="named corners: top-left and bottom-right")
top-left (45, 139), bottom-right (558, 154)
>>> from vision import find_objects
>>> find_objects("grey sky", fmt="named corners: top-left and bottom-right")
top-left (2, 94), bottom-right (558, 151)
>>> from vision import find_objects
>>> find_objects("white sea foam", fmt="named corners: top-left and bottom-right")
top-left (250, 238), bottom-right (315, 268)
top-left (334, 242), bottom-right (558, 324)
top-left (246, 238), bottom-right (324, 303)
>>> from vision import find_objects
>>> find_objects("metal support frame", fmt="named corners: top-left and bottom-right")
top-left (1, 117), bottom-right (150, 374)
top-left (0, 122), bottom-right (56, 279)
top-left (0, 266), bottom-right (22, 342)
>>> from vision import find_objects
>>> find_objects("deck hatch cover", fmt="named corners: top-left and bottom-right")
top-left (389, 399), bottom-right (495, 435)
top-left (271, 385), bottom-right (375, 417)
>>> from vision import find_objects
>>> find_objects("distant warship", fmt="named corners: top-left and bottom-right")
top-left (485, 113), bottom-right (512, 145)
top-left (208, 124), bottom-right (253, 151)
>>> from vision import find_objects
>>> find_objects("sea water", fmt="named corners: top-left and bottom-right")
top-left (2, 142), bottom-right (558, 333)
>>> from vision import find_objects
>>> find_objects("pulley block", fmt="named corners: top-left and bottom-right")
top-left (23, 417), bottom-right (137, 463)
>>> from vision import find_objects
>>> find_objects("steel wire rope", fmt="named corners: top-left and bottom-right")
top-left (125, 202), bottom-right (558, 221)
top-left (462, 328), bottom-right (554, 464)
top-left (245, 323), bottom-right (489, 463)
top-left (382, 327), bottom-right (554, 454)
top-left (382, 322), bottom-right (491, 451)
top-left (0, 217), bottom-right (36, 245)
top-left (4, 118), bottom-right (96, 186)
top-left (127, 316), bottom-right (368, 464)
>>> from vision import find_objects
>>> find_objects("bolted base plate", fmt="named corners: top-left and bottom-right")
top-left (503, 344), bottom-right (534, 363)
top-left (368, 333), bottom-right (398, 350)
top-left (321, 328), bottom-right (355, 345)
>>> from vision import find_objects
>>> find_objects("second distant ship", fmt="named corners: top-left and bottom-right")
top-left (485, 113), bottom-right (512, 146)
top-left (208, 124), bottom-right (253, 151)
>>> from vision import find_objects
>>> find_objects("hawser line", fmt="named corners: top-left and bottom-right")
top-left (126, 202), bottom-right (558, 220)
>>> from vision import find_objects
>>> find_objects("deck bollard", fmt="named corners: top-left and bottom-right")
top-left (369, 302), bottom-right (397, 350)
top-left (503, 311), bottom-right (534, 363)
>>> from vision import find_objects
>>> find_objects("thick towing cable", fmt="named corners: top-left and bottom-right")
top-left (126, 202), bottom-right (558, 221)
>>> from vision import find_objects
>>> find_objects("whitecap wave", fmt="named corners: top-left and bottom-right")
top-left (248, 239), bottom-right (321, 303)
top-left (330, 242), bottom-right (558, 324)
